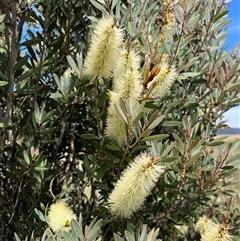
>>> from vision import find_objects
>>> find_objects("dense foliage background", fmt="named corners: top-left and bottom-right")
top-left (0, 0), bottom-right (240, 240)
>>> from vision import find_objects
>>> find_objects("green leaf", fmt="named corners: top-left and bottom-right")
top-left (34, 208), bottom-right (46, 222)
top-left (175, 5), bottom-right (184, 23)
top-left (141, 134), bottom-right (169, 142)
top-left (214, 31), bottom-right (227, 45)
top-left (18, 68), bottom-right (38, 81)
top-left (161, 142), bottom-right (176, 157)
top-left (141, 128), bottom-right (151, 138)
top-left (160, 156), bottom-right (178, 163)
top-left (15, 88), bottom-right (37, 95)
top-left (93, 182), bottom-right (110, 191)
top-left (86, 218), bottom-right (103, 241)
top-left (208, 140), bottom-right (225, 146)
top-left (106, 144), bottom-right (121, 151)
top-left (114, 233), bottom-right (124, 241)
top-left (0, 121), bottom-right (12, 128)
top-left (163, 121), bottom-right (182, 127)
top-left (14, 56), bottom-right (28, 70)
top-left (145, 1), bottom-right (158, 15)
top-left (221, 165), bottom-right (234, 170)
top-left (14, 233), bottom-right (21, 241)
top-left (80, 134), bottom-right (99, 140)
top-left (42, 109), bottom-right (56, 123)
top-left (23, 150), bottom-right (30, 166)
top-left (50, 92), bottom-right (63, 100)
top-left (71, 219), bottom-right (84, 241)
top-left (186, 14), bottom-right (201, 28)
top-left (139, 225), bottom-right (147, 241)
top-left (67, 55), bottom-right (80, 75)
top-left (132, 111), bottom-right (144, 127)
top-left (148, 115), bottom-right (165, 130)
top-left (62, 231), bottom-right (75, 241)
top-left (185, 173), bottom-right (201, 179)
top-left (0, 81), bottom-right (8, 86)
top-left (89, 0), bottom-right (107, 13)
top-left (124, 231), bottom-right (135, 241)
top-left (214, 10), bottom-right (229, 22)
top-left (34, 166), bottom-right (48, 172)
top-left (21, 39), bottom-right (42, 46)
top-left (226, 153), bottom-right (240, 165)
top-left (179, 72), bottom-right (201, 79)
top-left (111, 0), bottom-right (118, 10)
top-left (202, 165), bottom-right (215, 172)
top-left (182, 57), bottom-right (199, 70)
top-left (185, 152), bottom-right (201, 168)
top-left (219, 168), bottom-right (238, 178)
top-left (83, 155), bottom-right (91, 174)
top-left (0, 14), bottom-right (6, 22)
top-left (114, 102), bottom-right (128, 125)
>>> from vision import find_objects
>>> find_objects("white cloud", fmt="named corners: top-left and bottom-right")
top-left (228, 24), bottom-right (240, 34)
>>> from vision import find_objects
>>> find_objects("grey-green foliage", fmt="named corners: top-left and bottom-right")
top-left (114, 224), bottom-right (160, 241)
top-left (14, 214), bottom-right (103, 241)
top-left (0, 0), bottom-right (240, 240)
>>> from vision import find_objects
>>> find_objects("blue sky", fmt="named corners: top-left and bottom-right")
top-left (223, 0), bottom-right (240, 128)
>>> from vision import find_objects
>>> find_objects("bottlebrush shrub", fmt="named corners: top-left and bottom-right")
top-left (1, 0), bottom-right (239, 240)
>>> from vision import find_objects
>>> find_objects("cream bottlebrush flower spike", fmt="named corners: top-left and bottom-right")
top-left (201, 222), bottom-right (232, 241)
top-left (105, 91), bottom-right (127, 146)
top-left (105, 49), bottom-right (142, 145)
top-left (145, 63), bottom-right (177, 100)
top-left (195, 216), bottom-right (232, 241)
top-left (48, 201), bottom-right (77, 233)
top-left (108, 152), bottom-right (164, 218)
top-left (84, 16), bottom-right (123, 78)
top-left (113, 48), bottom-right (142, 100)
top-left (195, 215), bottom-right (214, 235)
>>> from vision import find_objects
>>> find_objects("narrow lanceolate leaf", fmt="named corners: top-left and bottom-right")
top-left (89, 0), bottom-right (107, 13)
top-left (62, 231), bottom-right (75, 241)
top-left (185, 173), bottom-right (201, 179)
top-left (114, 103), bottom-right (128, 125)
top-left (179, 72), bottom-right (201, 79)
top-left (208, 140), bottom-right (225, 146)
top-left (141, 134), bottom-right (169, 142)
top-left (71, 219), bottom-right (84, 241)
top-left (0, 81), bottom-right (8, 86)
top-left (148, 115), bottom-right (165, 130)
top-left (14, 56), bottom-right (28, 70)
top-left (67, 55), bottom-right (80, 75)
top-left (14, 234), bottom-right (21, 241)
top-left (185, 152), bottom-right (202, 168)
top-left (160, 156), bottom-right (178, 163)
top-left (182, 57), bottom-right (199, 70)
top-left (86, 218), bottom-right (103, 241)
top-left (124, 231), bottom-right (135, 241)
top-left (214, 10), bottom-right (229, 22)
top-left (114, 233), bottom-right (124, 241)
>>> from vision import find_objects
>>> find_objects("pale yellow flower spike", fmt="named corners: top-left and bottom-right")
top-left (105, 49), bottom-right (142, 146)
top-left (48, 201), bottom-right (77, 233)
top-left (84, 16), bottom-right (123, 78)
top-left (147, 63), bottom-right (177, 99)
top-left (195, 216), bottom-right (214, 235)
top-left (108, 152), bottom-right (164, 218)
top-left (195, 216), bottom-right (232, 241)
top-left (201, 222), bottom-right (232, 241)
top-left (105, 91), bottom-right (127, 146)
top-left (113, 49), bottom-right (142, 101)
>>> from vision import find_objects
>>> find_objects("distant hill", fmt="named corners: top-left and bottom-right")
top-left (217, 128), bottom-right (240, 135)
